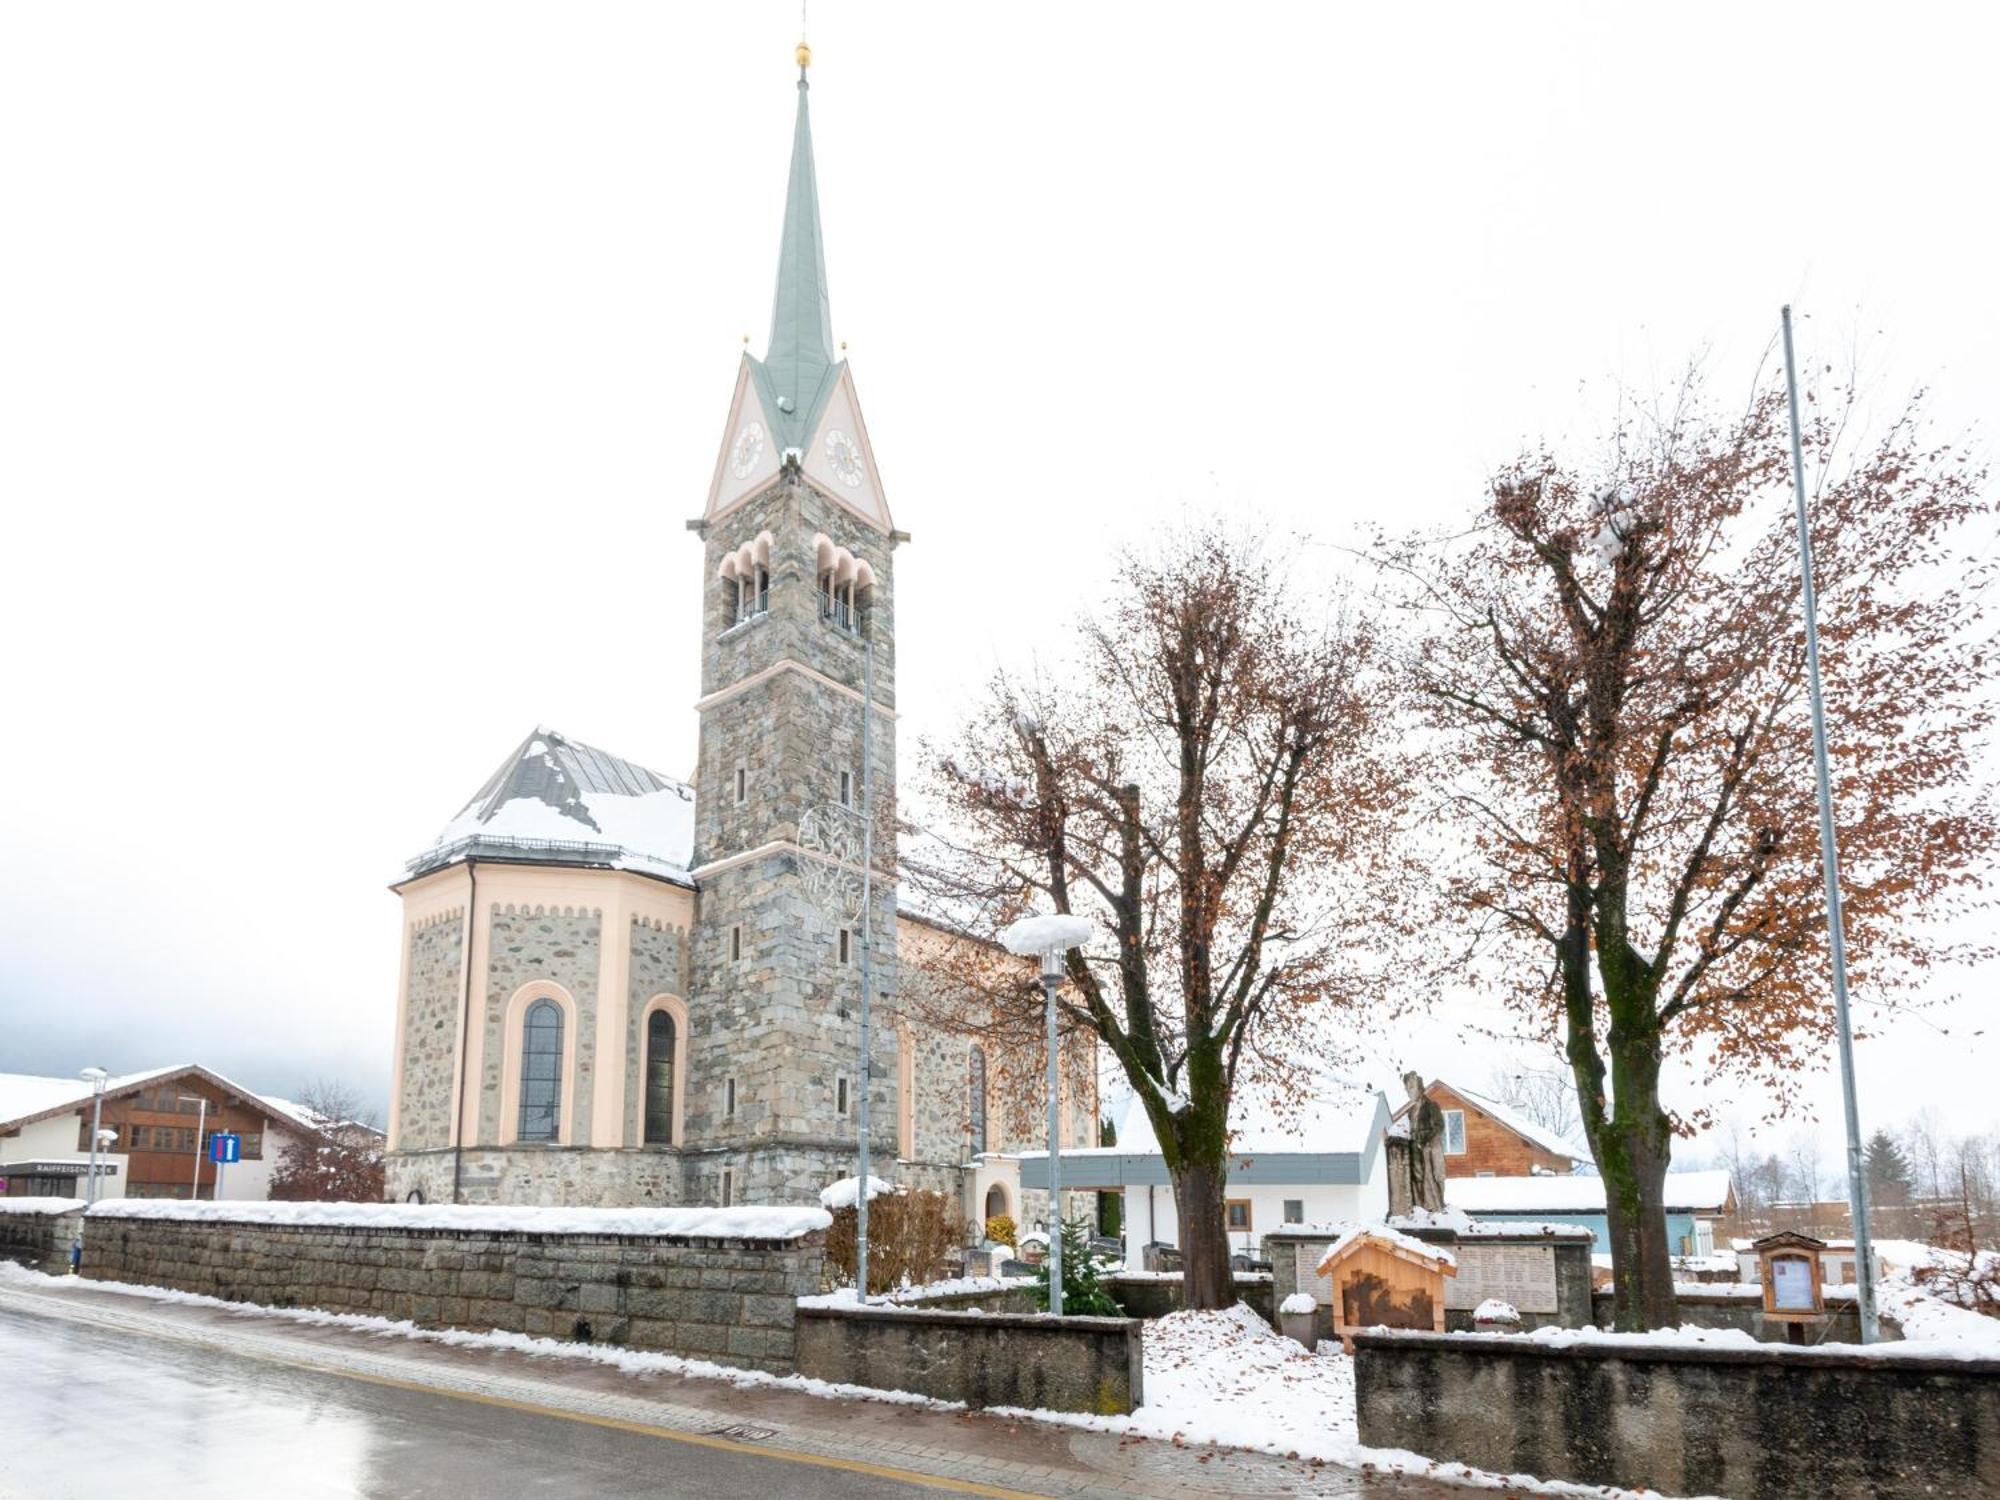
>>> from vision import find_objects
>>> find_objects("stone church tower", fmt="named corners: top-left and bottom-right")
top-left (684, 50), bottom-right (902, 1206)
top-left (381, 52), bottom-right (1096, 1216)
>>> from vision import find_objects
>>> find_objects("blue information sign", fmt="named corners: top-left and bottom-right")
top-left (210, 1132), bottom-right (241, 1165)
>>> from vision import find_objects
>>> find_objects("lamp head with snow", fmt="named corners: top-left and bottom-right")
top-left (78, 1067), bottom-right (108, 1085)
top-left (997, 913), bottom-right (1093, 978)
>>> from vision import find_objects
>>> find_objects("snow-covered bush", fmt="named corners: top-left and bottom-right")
top-left (823, 1187), bottom-right (959, 1296)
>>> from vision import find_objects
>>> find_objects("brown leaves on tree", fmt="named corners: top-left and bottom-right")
top-left (905, 526), bottom-right (1408, 1308)
top-left (1377, 365), bottom-right (1995, 1326)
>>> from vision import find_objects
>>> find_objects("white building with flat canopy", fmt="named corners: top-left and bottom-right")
top-left (1002, 1085), bottom-right (1392, 1265)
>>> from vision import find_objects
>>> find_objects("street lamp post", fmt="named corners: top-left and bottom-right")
top-left (178, 1095), bottom-right (210, 1201)
top-left (998, 913), bottom-right (1093, 1318)
top-left (74, 1067), bottom-right (110, 1273)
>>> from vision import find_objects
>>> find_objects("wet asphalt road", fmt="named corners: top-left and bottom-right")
top-left (0, 1303), bottom-right (962, 1499)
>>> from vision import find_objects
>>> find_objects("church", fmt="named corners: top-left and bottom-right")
top-left (382, 48), bottom-right (1097, 1221)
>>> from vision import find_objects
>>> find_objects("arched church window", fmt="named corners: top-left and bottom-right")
top-left (813, 534), bottom-right (875, 635)
top-left (968, 1046), bottom-right (988, 1156)
top-left (518, 998), bottom-right (563, 1143)
top-left (644, 1009), bottom-right (677, 1146)
top-left (718, 533), bottom-right (774, 628)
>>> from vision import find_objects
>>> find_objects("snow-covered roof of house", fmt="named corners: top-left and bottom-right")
top-left (0, 1065), bottom-right (322, 1137)
top-left (404, 728), bottom-right (695, 886)
top-left (1394, 1080), bottom-right (1584, 1162)
top-left (1446, 1169), bottom-right (1735, 1216)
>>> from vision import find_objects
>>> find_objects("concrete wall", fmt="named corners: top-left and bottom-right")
top-left (795, 1304), bottom-right (1144, 1414)
top-left (1105, 1273), bottom-right (1275, 1323)
top-left (79, 1212), bottom-right (823, 1375)
top-left (1353, 1329), bottom-right (2000, 1500)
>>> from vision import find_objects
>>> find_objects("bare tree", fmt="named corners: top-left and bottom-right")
top-left (1485, 1058), bottom-right (1583, 1149)
top-left (1380, 366), bottom-right (1994, 1328)
top-left (268, 1079), bottom-right (386, 1203)
top-left (909, 528), bottom-right (1405, 1309)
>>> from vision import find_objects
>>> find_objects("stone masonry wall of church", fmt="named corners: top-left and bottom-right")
top-left (622, 918), bottom-right (685, 1148)
top-left (397, 911), bottom-right (464, 1152)
top-left (478, 905), bottom-right (602, 1146)
top-left (688, 472), bottom-right (903, 1206)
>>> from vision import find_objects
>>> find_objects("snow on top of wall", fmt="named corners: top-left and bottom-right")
top-left (1388, 1207), bottom-right (1595, 1241)
top-left (0, 1198), bottom-right (86, 1215)
top-left (85, 1199), bottom-right (831, 1240)
top-left (1447, 1169), bottom-right (1733, 1215)
top-left (818, 1175), bottom-right (896, 1210)
top-left (1312, 1222), bottom-right (1456, 1271)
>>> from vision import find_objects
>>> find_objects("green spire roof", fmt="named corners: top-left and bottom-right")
top-left (751, 71), bottom-right (842, 452)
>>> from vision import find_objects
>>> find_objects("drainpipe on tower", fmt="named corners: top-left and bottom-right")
top-left (450, 860), bottom-right (478, 1205)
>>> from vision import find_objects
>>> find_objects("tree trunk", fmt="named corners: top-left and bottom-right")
top-left (1595, 1026), bottom-right (1678, 1331)
top-left (1171, 1154), bottom-right (1233, 1310)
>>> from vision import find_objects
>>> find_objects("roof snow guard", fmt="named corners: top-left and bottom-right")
top-left (403, 729), bottom-right (695, 885)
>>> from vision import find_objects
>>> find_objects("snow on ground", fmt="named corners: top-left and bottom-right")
top-left (798, 1274), bottom-right (1035, 1310)
top-left (85, 1198), bottom-right (830, 1240)
top-left (992, 1303), bottom-right (1711, 1498)
top-left (1877, 1272), bottom-right (2000, 1354)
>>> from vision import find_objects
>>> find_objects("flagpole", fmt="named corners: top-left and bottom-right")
top-left (1780, 304), bottom-right (1878, 1343)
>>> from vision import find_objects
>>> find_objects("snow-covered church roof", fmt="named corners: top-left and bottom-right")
top-left (404, 729), bottom-right (695, 885)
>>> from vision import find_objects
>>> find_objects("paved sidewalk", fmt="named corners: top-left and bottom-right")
top-left (0, 1274), bottom-right (1477, 1498)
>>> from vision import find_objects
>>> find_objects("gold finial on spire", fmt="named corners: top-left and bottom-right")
top-left (796, 40), bottom-right (811, 70)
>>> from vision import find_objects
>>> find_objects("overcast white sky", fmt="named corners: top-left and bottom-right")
top-left (2, 4), bottom-right (1994, 1165)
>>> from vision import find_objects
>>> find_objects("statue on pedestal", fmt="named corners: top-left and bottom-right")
top-left (1402, 1071), bottom-right (1447, 1213)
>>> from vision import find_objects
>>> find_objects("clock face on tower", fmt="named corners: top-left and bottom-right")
top-left (729, 421), bottom-right (766, 479)
top-left (824, 428), bottom-right (864, 488)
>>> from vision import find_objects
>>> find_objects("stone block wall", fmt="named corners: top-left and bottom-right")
top-left (81, 1212), bottom-right (823, 1375)
top-left (0, 1206), bottom-right (83, 1273)
top-left (1353, 1329), bottom-right (2000, 1500)
top-left (795, 1304), bottom-right (1143, 1414)
top-left (397, 910), bottom-right (465, 1152)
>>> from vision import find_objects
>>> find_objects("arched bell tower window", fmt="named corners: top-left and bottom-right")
top-left (813, 533), bottom-right (875, 635)
top-left (518, 999), bottom-right (563, 1143)
top-left (718, 531), bottom-right (775, 628)
top-left (968, 1045), bottom-right (988, 1156)
top-left (644, 1009), bottom-right (678, 1145)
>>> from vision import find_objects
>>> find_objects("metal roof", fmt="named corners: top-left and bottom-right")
top-left (455, 728), bottom-right (677, 831)
top-left (750, 70), bottom-right (843, 452)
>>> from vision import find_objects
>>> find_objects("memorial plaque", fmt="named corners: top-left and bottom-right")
top-left (1445, 1243), bottom-right (1559, 1314)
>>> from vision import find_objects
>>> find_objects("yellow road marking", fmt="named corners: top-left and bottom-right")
top-left (2, 1285), bottom-right (1047, 1499)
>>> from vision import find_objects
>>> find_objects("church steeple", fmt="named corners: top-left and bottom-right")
top-left (759, 54), bottom-right (836, 449)
top-left (706, 46), bottom-right (890, 531)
